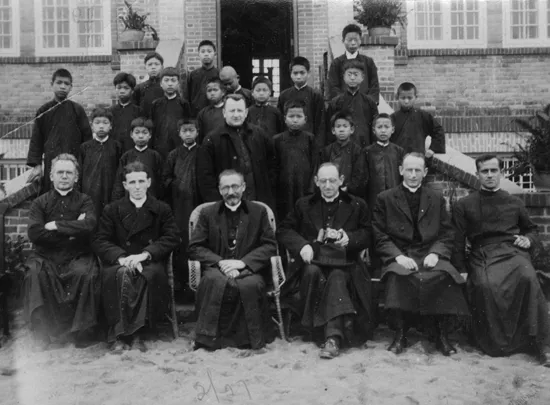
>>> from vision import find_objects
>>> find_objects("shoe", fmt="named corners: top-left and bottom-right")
top-left (535, 343), bottom-right (550, 367)
top-left (435, 318), bottom-right (457, 356)
top-left (109, 339), bottom-right (127, 353)
top-left (132, 337), bottom-right (147, 353)
top-left (319, 337), bottom-right (340, 359)
top-left (387, 329), bottom-right (408, 354)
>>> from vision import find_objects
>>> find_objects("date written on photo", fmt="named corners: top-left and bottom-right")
top-left (194, 369), bottom-right (252, 402)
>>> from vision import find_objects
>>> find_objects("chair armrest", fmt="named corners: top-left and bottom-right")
top-left (270, 256), bottom-right (286, 293)
top-left (188, 260), bottom-right (201, 292)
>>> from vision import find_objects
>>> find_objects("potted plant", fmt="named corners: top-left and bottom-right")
top-left (118, 0), bottom-right (159, 42)
top-left (507, 104), bottom-right (550, 191)
top-left (355, 0), bottom-right (406, 37)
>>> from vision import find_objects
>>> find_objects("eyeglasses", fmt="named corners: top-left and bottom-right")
top-left (317, 178), bottom-right (339, 185)
top-left (219, 184), bottom-right (243, 193)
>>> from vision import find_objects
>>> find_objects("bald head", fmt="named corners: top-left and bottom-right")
top-left (220, 66), bottom-right (239, 92)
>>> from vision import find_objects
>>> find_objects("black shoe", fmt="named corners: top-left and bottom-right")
top-left (319, 337), bottom-right (340, 359)
top-left (534, 343), bottom-right (550, 367)
top-left (131, 336), bottom-right (147, 353)
top-left (387, 329), bottom-right (407, 354)
top-left (435, 335), bottom-right (457, 356)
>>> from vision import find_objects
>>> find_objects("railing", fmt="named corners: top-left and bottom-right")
top-left (0, 161), bottom-right (28, 185)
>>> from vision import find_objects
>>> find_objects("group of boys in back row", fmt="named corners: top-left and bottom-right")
top-left (21, 24), bottom-right (550, 366)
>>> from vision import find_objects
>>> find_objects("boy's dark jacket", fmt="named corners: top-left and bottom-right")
top-left (328, 54), bottom-right (380, 103)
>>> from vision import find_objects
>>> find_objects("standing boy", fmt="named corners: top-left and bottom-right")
top-left (150, 67), bottom-right (191, 159)
top-left (80, 108), bottom-right (123, 220)
top-left (27, 69), bottom-right (92, 192)
top-left (320, 111), bottom-right (364, 198)
top-left (391, 82), bottom-right (445, 156)
top-left (328, 24), bottom-right (379, 103)
top-left (277, 57), bottom-right (325, 147)
top-left (219, 66), bottom-right (253, 106)
top-left (196, 77), bottom-right (227, 144)
top-left (248, 76), bottom-right (283, 137)
top-left (133, 52), bottom-right (165, 117)
top-left (185, 40), bottom-right (219, 117)
top-left (112, 118), bottom-right (163, 201)
top-left (110, 72), bottom-right (142, 152)
top-left (162, 119), bottom-right (201, 301)
top-left (326, 60), bottom-right (378, 148)
top-left (273, 100), bottom-right (316, 220)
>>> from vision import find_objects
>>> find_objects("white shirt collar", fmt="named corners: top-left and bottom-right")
top-left (234, 85), bottom-right (242, 93)
top-left (295, 83), bottom-right (308, 90)
top-left (346, 50), bottom-right (359, 59)
top-left (403, 183), bottom-right (421, 193)
top-left (322, 192), bottom-right (339, 203)
top-left (166, 93), bottom-right (178, 100)
top-left (93, 134), bottom-right (109, 144)
top-left (481, 187), bottom-right (501, 192)
top-left (135, 145), bottom-right (148, 152)
top-left (184, 142), bottom-right (197, 150)
top-left (119, 100), bottom-right (131, 107)
top-left (225, 201), bottom-right (242, 212)
top-left (377, 141), bottom-right (389, 147)
top-left (55, 188), bottom-right (73, 196)
top-left (130, 196), bottom-right (147, 208)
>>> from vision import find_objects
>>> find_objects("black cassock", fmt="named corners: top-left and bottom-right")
top-left (197, 105), bottom-right (225, 144)
top-left (452, 189), bottom-right (550, 356)
top-left (320, 141), bottom-right (365, 198)
top-left (133, 77), bottom-right (164, 118)
top-left (27, 99), bottom-right (92, 193)
top-left (109, 102), bottom-right (143, 152)
top-left (23, 190), bottom-right (100, 337)
top-left (80, 137), bottom-right (123, 220)
top-left (188, 201), bottom-right (277, 349)
top-left (391, 108), bottom-right (445, 154)
top-left (184, 66), bottom-right (220, 117)
top-left (162, 144), bottom-right (201, 287)
top-left (247, 104), bottom-right (284, 138)
top-left (150, 96), bottom-right (191, 159)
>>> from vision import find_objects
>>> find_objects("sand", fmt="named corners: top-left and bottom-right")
top-left (1, 320), bottom-right (550, 405)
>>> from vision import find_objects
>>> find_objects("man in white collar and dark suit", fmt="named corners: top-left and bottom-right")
top-left (277, 162), bottom-right (375, 359)
top-left (372, 152), bottom-right (469, 356)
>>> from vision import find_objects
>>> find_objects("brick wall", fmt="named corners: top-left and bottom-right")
top-left (184, 0), bottom-right (217, 72)
top-left (4, 202), bottom-right (31, 246)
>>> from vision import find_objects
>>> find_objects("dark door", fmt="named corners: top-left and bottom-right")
top-left (220, 0), bottom-right (293, 97)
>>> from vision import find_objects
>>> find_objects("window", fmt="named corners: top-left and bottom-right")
top-left (502, 156), bottom-right (535, 191)
top-left (503, 0), bottom-right (550, 46)
top-left (34, 0), bottom-right (111, 56)
top-left (252, 58), bottom-right (281, 98)
top-left (407, 0), bottom-right (487, 49)
top-left (0, 0), bottom-right (19, 56)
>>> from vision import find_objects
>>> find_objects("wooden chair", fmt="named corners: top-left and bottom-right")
top-left (188, 201), bottom-right (287, 341)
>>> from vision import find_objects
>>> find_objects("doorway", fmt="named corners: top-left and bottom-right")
top-left (220, 0), bottom-right (294, 97)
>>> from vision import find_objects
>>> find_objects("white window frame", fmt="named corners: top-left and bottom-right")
top-left (0, 0), bottom-right (20, 57)
top-left (34, 0), bottom-right (111, 57)
top-left (502, 0), bottom-right (550, 47)
top-left (406, 0), bottom-right (487, 49)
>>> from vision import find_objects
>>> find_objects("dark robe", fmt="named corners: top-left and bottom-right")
top-left (23, 190), bottom-right (100, 337)
top-left (27, 99), bottom-right (92, 193)
top-left (372, 185), bottom-right (469, 316)
top-left (391, 108), bottom-right (446, 154)
top-left (111, 147), bottom-right (164, 201)
top-left (197, 104), bottom-right (225, 144)
top-left (93, 197), bottom-right (180, 342)
top-left (188, 200), bottom-right (277, 349)
top-left (328, 53), bottom-right (380, 103)
top-left (133, 76), bottom-right (164, 118)
top-left (109, 102), bottom-right (143, 152)
top-left (184, 65), bottom-right (220, 117)
top-left (364, 142), bottom-right (405, 209)
top-left (162, 144), bottom-right (201, 287)
top-left (452, 189), bottom-right (550, 356)
top-left (277, 191), bottom-right (375, 345)
top-left (277, 85), bottom-right (325, 146)
top-left (320, 141), bottom-right (365, 198)
top-left (326, 90), bottom-right (378, 148)
top-left (229, 87), bottom-right (253, 106)
top-left (150, 95), bottom-right (192, 159)
top-left (273, 129), bottom-right (316, 221)
top-left (198, 123), bottom-right (276, 210)
top-left (247, 103), bottom-right (284, 137)
top-left (80, 137), bottom-right (123, 220)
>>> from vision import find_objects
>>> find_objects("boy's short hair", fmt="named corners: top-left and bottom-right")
top-left (290, 56), bottom-right (310, 72)
top-left (159, 67), bottom-right (180, 80)
top-left (130, 117), bottom-right (153, 131)
top-left (283, 99), bottom-right (306, 116)
top-left (373, 113), bottom-right (394, 127)
top-left (144, 52), bottom-right (164, 65)
top-left (252, 76), bottom-right (273, 92)
top-left (123, 161), bottom-right (151, 179)
top-left (206, 77), bottom-right (225, 89)
top-left (342, 24), bottom-right (362, 40)
top-left (177, 118), bottom-right (198, 130)
top-left (51, 68), bottom-right (72, 84)
top-left (113, 72), bottom-right (137, 89)
top-left (397, 82), bottom-right (417, 96)
top-left (198, 40), bottom-right (217, 52)
top-left (330, 110), bottom-right (355, 128)
top-left (342, 59), bottom-right (365, 73)
top-left (90, 107), bottom-right (113, 123)
top-left (475, 154), bottom-right (504, 170)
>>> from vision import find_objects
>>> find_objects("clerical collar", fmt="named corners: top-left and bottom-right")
top-left (184, 142), bottom-right (197, 150)
top-left (234, 85), bottom-right (242, 93)
top-left (322, 193), bottom-right (340, 203)
top-left (119, 100), bottom-right (131, 107)
top-left (165, 93), bottom-right (178, 100)
top-left (377, 141), bottom-right (389, 147)
top-left (135, 145), bottom-right (148, 152)
top-left (402, 183), bottom-right (421, 193)
top-left (55, 188), bottom-right (73, 196)
top-left (130, 196), bottom-right (147, 208)
top-left (346, 50), bottom-right (359, 59)
top-left (481, 187), bottom-right (501, 193)
top-left (93, 134), bottom-right (109, 144)
top-left (295, 83), bottom-right (308, 91)
top-left (214, 101), bottom-right (224, 108)
top-left (225, 201), bottom-right (242, 212)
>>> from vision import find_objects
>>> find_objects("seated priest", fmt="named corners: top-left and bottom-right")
top-left (188, 169), bottom-right (277, 350)
top-left (24, 153), bottom-right (100, 349)
top-left (372, 152), bottom-right (469, 356)
top-left (277, 162), bottom-right (375, 359)
top-left (93, 161), bottom-right (180, 352)
top-left (452, 154), bottom-right (550, 367)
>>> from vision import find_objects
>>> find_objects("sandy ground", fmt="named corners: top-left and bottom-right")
top-left (1, 318), bottom-right (550, 405)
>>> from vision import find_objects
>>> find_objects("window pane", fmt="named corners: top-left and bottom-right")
top-left (450, 0), bottom-right (479, 41)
